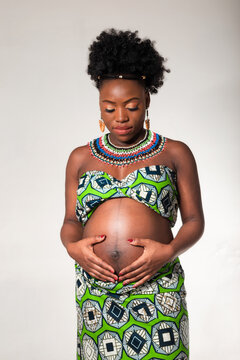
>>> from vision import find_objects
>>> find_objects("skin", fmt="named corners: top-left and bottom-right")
top-left (60, 78), bottom-right (205, 287)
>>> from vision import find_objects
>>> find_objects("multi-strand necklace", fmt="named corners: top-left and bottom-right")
top-left (88, 129), bottom-right (167, 167)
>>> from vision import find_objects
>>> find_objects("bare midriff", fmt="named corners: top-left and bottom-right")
top-left (82, 197), bottom-right (174, 274)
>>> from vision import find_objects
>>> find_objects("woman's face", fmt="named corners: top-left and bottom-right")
top-left (99, 79), bottom-right (150, 145)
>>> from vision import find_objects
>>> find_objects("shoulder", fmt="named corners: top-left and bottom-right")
top-left (68, 144), bottom-right (89, 163)
top-left (164, 136), bottom-right (196, 172)
top-left (66, 144), bottom-right (90, 177)
top-left (165, 137), bottom-right (193, 158)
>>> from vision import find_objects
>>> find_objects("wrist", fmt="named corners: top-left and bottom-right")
top-left (167, 242), bottom-right (178, 261)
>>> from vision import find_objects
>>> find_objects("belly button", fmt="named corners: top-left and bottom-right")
top-left (111, 250), bottom-right (121, 260)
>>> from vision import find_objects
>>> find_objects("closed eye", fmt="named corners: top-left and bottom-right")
top-left (105, 106), bottom-right (139, 113)
top-left (127, 107), bottom-right (139, 111)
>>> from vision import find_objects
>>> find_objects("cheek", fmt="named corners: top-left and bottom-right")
top-left (101, 116), bottom-right (112, 128)
top-left (136, 109), bottom-right (146, 121)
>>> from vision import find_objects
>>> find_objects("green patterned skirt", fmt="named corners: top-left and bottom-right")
top-left (75, 257), bottom-right (189, 360)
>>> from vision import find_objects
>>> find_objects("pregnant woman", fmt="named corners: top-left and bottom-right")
top-left (60, 29), bottom-right (204, 360)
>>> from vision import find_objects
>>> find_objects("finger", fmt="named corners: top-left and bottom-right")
top-left (119, 257), bottom-right (146, 276)
top-left (91, 264), bottom-right (118, 282)
top-left (128, 237), bottom-right (149, 247)
top-left (89, 269), bottom-right (116, 283)
top-left (89, 253), bottom-right (115, 274)
top-left (88, 234), bottom-right (106, 245)
top-left (122, 271), bottom-right (149, 285)
top-left (119, 265), bottom-right (147, 282)
top-left (133, 275), bottom-right (151, 288)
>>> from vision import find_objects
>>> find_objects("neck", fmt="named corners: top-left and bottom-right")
top-left (108, 128), bottom-right (147, 148)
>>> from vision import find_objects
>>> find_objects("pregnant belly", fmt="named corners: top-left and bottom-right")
top-left (82, 198), bottom-right (173, 274)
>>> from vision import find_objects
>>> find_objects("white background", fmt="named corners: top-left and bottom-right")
top-left (0, 0), bottom-right (239, 359)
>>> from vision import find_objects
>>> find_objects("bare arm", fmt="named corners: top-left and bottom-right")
top-left (60, 147), bottom-right (116, 281)
top-left (169, 141), bottom-right (205, 257)
top-left (60, 147), bottom-right (84, 251)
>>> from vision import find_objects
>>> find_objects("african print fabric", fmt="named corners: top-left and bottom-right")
top-left (76, 165), bottom-right (179, 228)
top-left (75, 257), bottom-right (189, 360)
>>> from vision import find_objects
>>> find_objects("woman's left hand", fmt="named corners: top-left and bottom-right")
top-left (118, 238), bottom-right (175, 287)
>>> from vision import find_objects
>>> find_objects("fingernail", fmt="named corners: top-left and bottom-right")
top-left (119, 272), bottom-right (122, 276)
top-left (123, 281), bottom-right (127, 285)
top-left (128, 239), bottom-right (133, 242)
top-left (110, 269), bottom-right (115, 273)
top-left (114, 276), bottom-right (118, 281)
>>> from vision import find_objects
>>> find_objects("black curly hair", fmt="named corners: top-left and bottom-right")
top-left (87, 28), bottom-right (170, 94)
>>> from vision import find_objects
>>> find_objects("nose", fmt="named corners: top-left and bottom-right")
top-left (115, 107), bottom-right (128, 122)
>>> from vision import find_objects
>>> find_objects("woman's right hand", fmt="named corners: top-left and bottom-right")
top-left (67, 235), bottom-right (117, 282)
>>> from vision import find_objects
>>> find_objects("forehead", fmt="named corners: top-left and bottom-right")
top-left (99, 79), bottom-right (145, 101)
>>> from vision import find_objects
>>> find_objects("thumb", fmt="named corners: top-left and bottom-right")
top-left (93, 234), bottom-right (106, 243)
top-left (127, 238), bottom-right (147, 247)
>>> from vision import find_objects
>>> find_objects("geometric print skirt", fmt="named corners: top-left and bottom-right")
top-left (75, 257), bottom-right (189, 360)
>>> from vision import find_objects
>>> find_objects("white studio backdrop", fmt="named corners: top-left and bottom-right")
top-left (0, 0), bottom-right (239, 359)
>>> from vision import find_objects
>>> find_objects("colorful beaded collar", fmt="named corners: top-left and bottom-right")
top-left (88, 130), bottom-right (167, 167)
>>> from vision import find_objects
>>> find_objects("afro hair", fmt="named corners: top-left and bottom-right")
top-left (87, 28), bottom-right (170, 94)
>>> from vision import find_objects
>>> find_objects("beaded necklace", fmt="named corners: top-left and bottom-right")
top-left (88, 129), bottom-right (167, 167)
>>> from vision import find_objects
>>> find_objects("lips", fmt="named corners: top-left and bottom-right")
top-left (114, 126), bottom-right (132, 130)
top-left (113, 126), bottom-right (132, 135)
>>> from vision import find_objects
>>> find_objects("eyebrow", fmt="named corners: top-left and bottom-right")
top-left (102, 97), bottom-right (140, 104)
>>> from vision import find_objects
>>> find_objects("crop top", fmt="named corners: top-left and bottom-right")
top-left (75, 164), bottom-right (179, 227)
